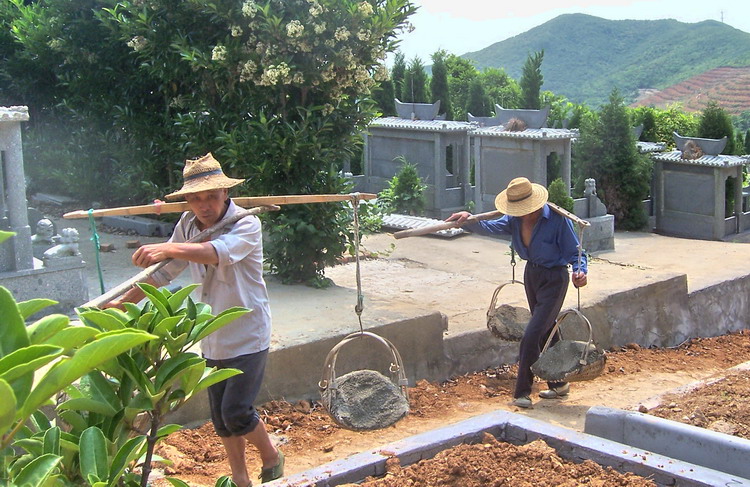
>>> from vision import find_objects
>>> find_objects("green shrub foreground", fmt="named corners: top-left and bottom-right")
top-left (0, 233), bottom-right (249, 487)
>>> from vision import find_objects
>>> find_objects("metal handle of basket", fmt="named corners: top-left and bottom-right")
top-left (486, 280), bottom-right (524, 322)
top-left (540, 308), bottom-right (595, 365)
top-left (318, 331), bottom-right (409, 402)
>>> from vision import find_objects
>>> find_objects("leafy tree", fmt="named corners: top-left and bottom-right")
top-left (640, 108), bottom-right (658, 142)
top-left (480, 67), bottom-right (520, 110)
top-left (373, 79), bottom-right (396, 117)
top-left (401, 56), bottom-right (428, 103)
top-left (547, 178), bottom-right (574, 213)
top-left (466, 78), bottom-right (490, 117)
top-left (698, 100), bottom-right (736, 154)
top-left (391, 50), bottom-right (406, 101)
top-left (520, 49), bottom-right (544, 109)
top-left (5, 0), bottom-right (416, 286)
top-left (378, 156), bottom-right (426, 215)
top-left (574, 89), bottom-right (651, 230)
top-left (445, 54), bottom-right (478, 120)
top-left (430, 49), bottom-right (451, 120)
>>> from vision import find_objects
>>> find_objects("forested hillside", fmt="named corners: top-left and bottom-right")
top-left (462, 13), bottom-right (750, 108)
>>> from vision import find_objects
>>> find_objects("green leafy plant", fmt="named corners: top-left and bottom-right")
top-left (378, 156), bottom-right (427, 216)
top-left (547, 178), bottom-right (574, 213)
top-left (0, 285), bottom-right (156, 486)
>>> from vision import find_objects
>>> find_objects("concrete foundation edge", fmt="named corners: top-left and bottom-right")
top-left (265, 409), bottom-right (749, 487)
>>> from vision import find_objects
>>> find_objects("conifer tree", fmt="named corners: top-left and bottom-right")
top-left (391, 51), bottom-right (407, 101)
top-left (520, 50), bottom-right (544, 109)
top-left (574, 89), bottom-right (651, 230)
top-left (430, 50), bottom-right (452, 120)
top-left (698, 101), bottom-right (736, 154)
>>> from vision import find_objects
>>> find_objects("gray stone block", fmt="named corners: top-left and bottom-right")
top-left (101, 215), bottom-right (174, 237)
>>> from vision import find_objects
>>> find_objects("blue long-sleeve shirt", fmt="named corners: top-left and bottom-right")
top-left (464, 204), bottom-right (587, 274)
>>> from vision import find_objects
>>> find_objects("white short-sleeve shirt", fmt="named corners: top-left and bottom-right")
top-left (152, 201), bottom-right (272, 360)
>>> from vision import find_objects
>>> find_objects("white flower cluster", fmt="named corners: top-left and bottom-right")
top-left (241, 0), bottom-right (258, 17)
top-left (126, 36), bottom-right (148, 52)
top-left (239, 60), bottom-right (257, 82)
top-left (212, 45), bottom-right (228, 61)
top-left (358, 1), bottom-right (374, 16)
top-left (259, 62), bottom-right (291, 86)
top-left (286, 20), bottom-right (304, 38)
top-left (308, 0), bottom-right (323, 17)
top-left (334, 27), bottom-right (350, 41)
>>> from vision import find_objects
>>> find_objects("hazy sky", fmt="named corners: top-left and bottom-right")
top-left (395, 0), bottom-right (750, 63)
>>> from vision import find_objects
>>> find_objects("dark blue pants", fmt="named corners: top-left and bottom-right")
top-left (514, 264), bottom-right (569, 399)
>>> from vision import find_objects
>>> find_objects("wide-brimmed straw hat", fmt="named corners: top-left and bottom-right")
top-left (494, 177), bottom-right (548, 217)
top-left (165, 153), bottom-right (244, 200)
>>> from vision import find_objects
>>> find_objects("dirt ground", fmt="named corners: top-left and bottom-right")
top-left (154, 329), bottom-right (750, 486)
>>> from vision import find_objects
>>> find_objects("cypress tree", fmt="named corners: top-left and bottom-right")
top-left (430, 50), bottom-right (452, 120)
top-left (520, 50), bottom-right (544, 110)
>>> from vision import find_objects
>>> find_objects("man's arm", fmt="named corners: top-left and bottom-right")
top-left (132, 241), bottom-right (218, 268)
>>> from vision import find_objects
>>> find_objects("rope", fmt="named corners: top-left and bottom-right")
top-left (351, 193), bottom-right (364, 333)
top-left (87, 209), bottom-right (106, 295)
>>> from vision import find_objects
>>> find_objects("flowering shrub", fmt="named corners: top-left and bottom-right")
top-left (4, 0), bottom-right (415, 285)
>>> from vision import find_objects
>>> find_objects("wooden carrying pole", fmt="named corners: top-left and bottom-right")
top-left (392, 202), bottom-right (590, 240)
top-left (81, 205), bottom-right (279, 309)
top-left (64, 193), bottom-right (377, 219)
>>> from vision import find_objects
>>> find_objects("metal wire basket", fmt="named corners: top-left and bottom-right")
top-left (318, 331), bottom-right (409, 430)
top-left (531, 307), bottom-right (606, 383)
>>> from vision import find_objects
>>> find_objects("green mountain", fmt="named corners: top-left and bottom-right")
top-left (462, 13), bottom-right (750, 108)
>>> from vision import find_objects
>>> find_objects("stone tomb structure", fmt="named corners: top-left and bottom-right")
top-left (0, 106), bottom-right (88, 315)
top-left (652, 132), bottom-right (750, 240)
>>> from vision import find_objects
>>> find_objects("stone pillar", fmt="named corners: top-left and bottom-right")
top-left (0, 106), bottom-right (32, 272)
top-left (562, 140), bottom-right (572, 196)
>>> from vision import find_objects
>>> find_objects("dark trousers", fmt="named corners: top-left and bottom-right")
top-left (514, 264), bottom-right (569, 399)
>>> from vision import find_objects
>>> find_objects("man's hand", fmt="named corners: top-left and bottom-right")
top-left (446, 211), bottom-right (472, 225)
top-left (572, 271), bottom-right (587, 288)
top-left (132, 243), bottom-right (172, 268)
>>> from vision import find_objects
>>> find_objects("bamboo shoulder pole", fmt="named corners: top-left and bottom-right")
top-left (392, 202), bottom-right (589, 239)
top-left (64, 193), bottom-right (377, 219)
top-left (81, 205), bottom-right (279, 309)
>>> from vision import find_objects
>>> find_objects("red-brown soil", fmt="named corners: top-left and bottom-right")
top-left (154, 330), bottom-right (750, 486)
top-left (631, 65), bottom-right (750, 115)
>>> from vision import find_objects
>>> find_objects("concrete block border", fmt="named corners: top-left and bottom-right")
top-left (266, 409), bottom-right (748, 487)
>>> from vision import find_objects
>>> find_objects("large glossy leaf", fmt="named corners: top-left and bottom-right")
top-left (17, 299), bottom-right (58, 320)
top-left (0, 286), bottom-right (31, 358)
top-left (43, 426), bottom-right (60, 456)
top-left (0, 345), bottom-right (63, 383)
top-left (58, 397), bottom-right (118, 416)
top-left (192, 368), bottom-right (243, 396)
top-left (154, 353), bottom-right (201, 391)
top-left (78, 310), bottom-right (127, 331)
top-left (166, 284), bottom-right (199, 311)
top-left (43, 327), bottom-right (99, 351)
top-left (138, 282), bottom-right (171, 317)
top-left (12, 453), bottom-right (61, 487)
top-left (26, 314), bottom-right (69, 344)
top-left (80, 427), bottom-right (108, 484)
top-left (107, 435), bottom-right (146, 487)
top-left (190, 307), bottom-right (250, 343)
top-left (82, 371), bottom-right (122, 412)
top-left (0, 378), bottom-right (16, 437)
top-left (19, 330), bottom-right (156, 419)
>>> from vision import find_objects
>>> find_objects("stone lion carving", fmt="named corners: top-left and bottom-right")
top-left (31, 218), bottom-right (55, 244)
top-left (584, 178), bottom-right (597, 198)
top-left (43, 227), bottom-right (81, 259)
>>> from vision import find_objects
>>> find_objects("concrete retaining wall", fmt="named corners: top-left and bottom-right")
top-left (585, 406), bottom-right (750, 481)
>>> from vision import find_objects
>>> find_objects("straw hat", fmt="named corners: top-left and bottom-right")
top-left (494, 177), bottom-right (548, 217)
top-left (165, 153), bottom-right (244, 200)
